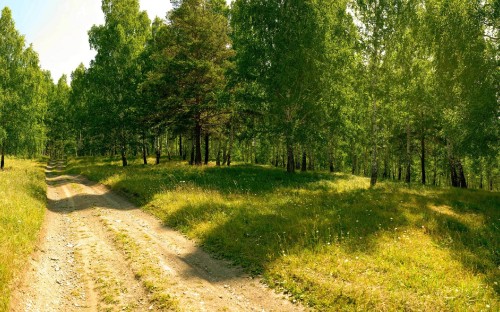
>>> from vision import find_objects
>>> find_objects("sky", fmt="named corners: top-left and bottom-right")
top-left (0, 0), bottom-right (172, 82)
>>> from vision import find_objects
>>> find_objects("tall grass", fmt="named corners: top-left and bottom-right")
top-left (67, 157), bottom-right (500, 311)
top-left (0, 159), bottom-right (46, 310)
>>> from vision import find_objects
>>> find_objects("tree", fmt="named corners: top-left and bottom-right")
top-left (427, 0), bottom-right (498, 188)
top-left (0, 7), bottom-right (49, 168)
top-left (352, 0), bottom-right (391, 185)
top-left (143, 0), bottom-right (234, 166)
top-left (46, 75), bottom-right (72, 158)
top-left (232, 0), bottom-right (332, 173)
top-left (88, 0), bottom-right (151, 166)
top-left (0, 7), bottom-right (25, 168)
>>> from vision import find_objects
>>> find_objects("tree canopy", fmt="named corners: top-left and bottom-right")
top-left (0, 0), bottom-right (498, 190)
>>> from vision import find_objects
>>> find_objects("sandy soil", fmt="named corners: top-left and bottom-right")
top-left (10, 161), bottom-right (305, 312)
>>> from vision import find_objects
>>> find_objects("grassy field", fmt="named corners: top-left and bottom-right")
top-left (0, 159), bottom-right (47, 310)
top-left (67, 157), bottom-right (500, 311)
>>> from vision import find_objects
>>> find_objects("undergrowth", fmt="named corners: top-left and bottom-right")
top-left (0, 158), bottom-right (46, 310)
top-left (67, 157), bottom-right (500, 311)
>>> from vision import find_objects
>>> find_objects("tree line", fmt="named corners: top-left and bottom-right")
top-left (1, 0), bottom-right (499, 190)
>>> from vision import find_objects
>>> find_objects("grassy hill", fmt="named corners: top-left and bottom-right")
top-left (0, 159), bottom-right (46, 310)
top-left (67, 157), bottom-right (500, 311)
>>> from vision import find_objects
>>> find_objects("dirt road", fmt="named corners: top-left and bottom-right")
top-left (10, 161), bottom-right (304, 312)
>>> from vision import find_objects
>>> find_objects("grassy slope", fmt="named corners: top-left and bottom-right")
top-left (0, 159), bottom-right (46, 310)
top-left (67, 157), bottom-right (499, 311)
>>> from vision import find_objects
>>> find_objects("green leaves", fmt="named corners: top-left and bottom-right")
top-left (0, 7), bottom-right (49, 160)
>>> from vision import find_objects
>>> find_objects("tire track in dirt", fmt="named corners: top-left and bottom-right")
top-left (10, 162), bottom-right (98, 311)
top-left (11, 161), bottom-right (305, 311)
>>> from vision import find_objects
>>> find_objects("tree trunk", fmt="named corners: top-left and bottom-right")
top-left (432, 155), bottom-right (437, 186)
top-left (155, 135), bottom-right (161, 165)
top-left (457, 160), bottom-right (467, 189)
top-left (179, 134), bottom-right (183, 158)
top-left (189, 136), bottom-right (195, 165)
top-left (282, 146), bottom-right (286, 168)
top-left (383, 154), bottom-right (388, 179)
top-left (449, 156), bottom-right (459, 187)
top-left (142, 134), bottom-right (148, 165)
top-left (301, 151), bottom-right (307, 172)
top-left (121, 146), bottom-right (128, 167)
top-left (274, 146), bottom-right (279, 167)
top-left (204, 134), bottom-right (209, 165)
top-left (369, 14), bottom-right (381, 187)
top-left (195, 121), bottom-right (202, 165)
top-left (222, 141), bottom-right (227, 166)
top-left (216, 139), bottom-right (221, 166)
top-left (329, 149), bottom-right (334, 173)
top-left (227, 119), bottom-right (234, 166)
top-left (307, 150), bottom-right (313, 171)
top-left (370, 101), bottom-right (378, 186)
top-left (405, 124), bottom-right (411, 184)
top-left (351, 154), bottom-right (357, 175)
top-left (286, 141), bottom-right (295, 173)
top-left (1, 143), bottom-right (4, 170)
top-left (165, 132), bottom-right (171, 161)
top-left (421, 134), bottom-right (426, 185)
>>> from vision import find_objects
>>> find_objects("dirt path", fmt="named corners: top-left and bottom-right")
top-left (10, 161), bottom-right (304, 312)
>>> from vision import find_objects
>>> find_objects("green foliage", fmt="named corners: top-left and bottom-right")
top-left (232, 0), bottom-right (341, 171)
top-left (86, 0), bottom-right (151, 165)
top-left (67, 157), bottom-right (500, 311)
top-left (46, 75), bottom-right (73, 157)
top-left (140, 0), bottom-right (234, 164)
top-left (0, 7), bottom-right (50, 163)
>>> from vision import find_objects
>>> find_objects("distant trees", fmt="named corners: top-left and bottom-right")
top-left (0, 7), bottom-right (50, 168)
top-left (45, 75), bottom-right (72, 158)
top-left (1, 0), bottom-right (498, 189)
top-left (66, 0), bottom-right (497, 189)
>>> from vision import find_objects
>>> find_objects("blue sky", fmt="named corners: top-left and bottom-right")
top-left (1, 0), bottom-right (172, 81)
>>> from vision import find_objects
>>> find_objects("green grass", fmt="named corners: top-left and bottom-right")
top-left (67, 156), bottom-right (500, 311)
top-left (0, 158), bottom-right (47, 310)
top-left (110, 226), bottom-right (179, 311)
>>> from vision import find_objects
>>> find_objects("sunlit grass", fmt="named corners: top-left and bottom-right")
top-left (0, 159), bottom-right (46, 310)
top-left (67, 157), bottom-right (500, 311)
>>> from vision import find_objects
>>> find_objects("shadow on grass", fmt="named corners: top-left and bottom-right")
top-left (162, 184), bottom-right (500, 295)
top-left (67, 157), bottom-right (500, 296)
top-left (67, 161), bottom-right (352, 205)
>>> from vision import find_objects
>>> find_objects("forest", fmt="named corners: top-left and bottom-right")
top-left (1, 0), bottom-right (500, 310)
top-left (1, 0), bottom-right (499, 189)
